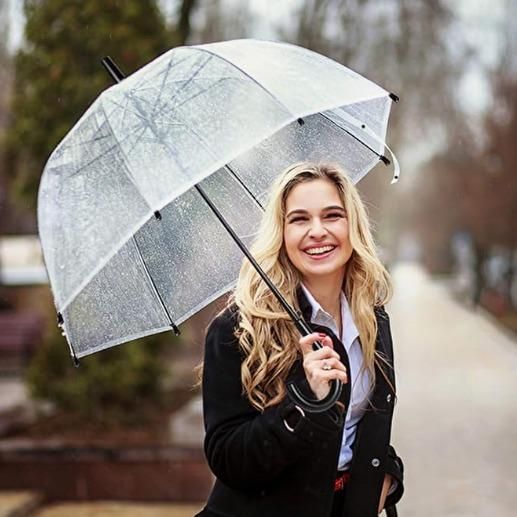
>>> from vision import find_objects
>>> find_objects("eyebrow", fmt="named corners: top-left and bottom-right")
top-left (286, 205), bottom-right (346, 218)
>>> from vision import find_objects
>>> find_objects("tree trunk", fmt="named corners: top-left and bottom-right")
top-left (472, 244), bottom-right (487, 306)
top-left (502, 248), bottom-right (516, 309)
top-left (176, 0), bottom-right (198, 45)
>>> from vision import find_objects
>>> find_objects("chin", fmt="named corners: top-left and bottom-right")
top-left (301, 263), bottom-right (344, 278)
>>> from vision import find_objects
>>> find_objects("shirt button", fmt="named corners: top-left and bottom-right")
top-left (371, 458), bottom-right (380, 468)
top-left (386, 394), bottom-right (392, 403)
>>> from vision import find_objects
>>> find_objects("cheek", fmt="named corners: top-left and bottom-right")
top-left (338, 222), bottom-right (352, 246)
top-left (283, 227), bottom-right (302, 262)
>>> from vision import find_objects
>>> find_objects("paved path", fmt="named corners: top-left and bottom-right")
top-left (389, 263), bottom-right (517, 517)
top-left (2, 263), bottom-right (516, 516)
top-left (34, 502), bottom-right (203, 516)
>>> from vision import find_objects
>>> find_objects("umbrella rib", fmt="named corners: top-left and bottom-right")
top-left (193, 46), bottom-right (394, 168)
top-left (193, 47), bottom-right (294, 117)
top-left (131, 52), bottom-right (194, 92)
top-left (224, 164), bottom-right (264, 210)
top-left (151, 56), bottom-right (179, 118)
top-left (64, 124), bottom-right (147, 179)
top-left (155, 54), bottom-right (213, 117)
top-left (318, 111), bottom-right (385, 162)
top-left (57, 132), bottom-right (114, 153)
top-left (64, 141), bottom-right (128, 178)
top-left (104, 96), bottom-right (150, 126)
top-left (130, 54), bottom-right (215, 122)
top-left (169, 115), bottom-right (265, 211)
top-left (131, 235), bottom-right (180, 335)
top-left (146, 77), bottom-right (236, 122)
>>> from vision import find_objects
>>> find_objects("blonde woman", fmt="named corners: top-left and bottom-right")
top-left (196, 162), bottom-right (404, 517)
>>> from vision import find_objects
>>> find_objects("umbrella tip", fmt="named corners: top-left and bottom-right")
top-left (101, 56), bottom-right (125, 84)
top-left (297, 118), bottom-right (305, 126)
top-left (171, 323), bottom-right (181, 336)
top-left (389, 92), bottom-right (400, 103)
top-left (154, 210), bottom-right (162, 221)
top-left (379, 155), bottom-right (391, 166)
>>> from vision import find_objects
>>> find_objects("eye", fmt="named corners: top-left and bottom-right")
top-left (325, 212), bottom-right (344, 219)
top-left (289, 216), bottom-right (308, 223)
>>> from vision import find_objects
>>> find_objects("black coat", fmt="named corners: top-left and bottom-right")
top-left (196, 290), bottom-right (404, 517)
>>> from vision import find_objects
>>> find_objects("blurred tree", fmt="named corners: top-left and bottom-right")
top-left (4, 0), bottom-right (201, 210)
top-left (174, 0), bottom-right (199, 45)
top-left (412, 138), bottom-right (490, 295)
top-left (286, 0), bottom-right (466, 147)
top-left (0, 0), bottom-right (10, 120)
top-left (0, 1), bottom-right (38, 235)
top-left (480, 5), bottom-right (517, 306)
top-left (27, 323), bottom-right (168, 425)
top-left (3, 0), bottom-right (198, 425)
top-left (282, 0), bottom-right (468, 252)
top-left (188, 0), bottom-right (252, 43)
top-left (409, 2), bottom-right (517, 306)
top-left (0, 0), bottom-right (11, 178)
top-left (0, 0), bottom-right (11, 292)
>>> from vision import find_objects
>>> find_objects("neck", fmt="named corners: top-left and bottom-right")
top-left (302, 272), bottom-right (345, 322)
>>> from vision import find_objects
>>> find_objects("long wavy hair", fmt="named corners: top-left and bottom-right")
top-left (225, 162), bottom-right (393, 412)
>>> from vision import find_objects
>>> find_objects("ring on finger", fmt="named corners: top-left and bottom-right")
top-left (322, 361), bottom-right (332, 371)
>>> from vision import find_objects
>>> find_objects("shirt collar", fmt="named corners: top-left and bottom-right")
top-left (300, 283), bottom-right (359, 351)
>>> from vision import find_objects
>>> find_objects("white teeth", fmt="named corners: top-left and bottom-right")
top-left (305, 245), bottom-right (335, 255)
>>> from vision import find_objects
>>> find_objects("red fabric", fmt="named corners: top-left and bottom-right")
top-left (334, 471), bottom-right (351, 492)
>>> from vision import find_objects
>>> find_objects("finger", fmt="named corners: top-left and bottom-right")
top-left (311, 333), bottom-right (333, 351)
top-left (298, 333), bottom-right (334, 354)
top-left (311, 369), bottom-right (348, 384)
top-left (306, 359), bottom-right (348, 381)
top-left (298, 333), bottom-right (317, 353)
top-left (318, 357), bottom-right (347, 373)
top-left (305, 347), bottom-right (341, 362)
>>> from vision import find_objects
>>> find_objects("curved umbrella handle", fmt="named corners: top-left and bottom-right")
top-left (287, 314), bottom-right (344, 413)
top-left (287, 377), bottom-right (342, 413)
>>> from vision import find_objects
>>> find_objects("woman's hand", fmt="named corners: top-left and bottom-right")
top-left (298, 333), bottom-right (348, 400)
top-left (377, 474), bottom-right (393, 514)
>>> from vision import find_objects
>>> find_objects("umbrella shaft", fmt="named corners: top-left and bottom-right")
top-left (194, 184), bottom-right (309, 336)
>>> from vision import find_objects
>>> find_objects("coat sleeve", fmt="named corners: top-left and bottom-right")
top-left (378, 307), bottom-right (404, 508)
top-left (202, 309), bottom-right (344, 491)
top-left (384, 445), bottom-right (404, 507)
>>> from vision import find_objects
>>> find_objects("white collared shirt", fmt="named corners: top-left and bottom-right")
top-left (300, 284), bottom-right (372, 470)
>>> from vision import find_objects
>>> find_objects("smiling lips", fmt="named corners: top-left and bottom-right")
top-left (303, 244), bottom-right (337, 258)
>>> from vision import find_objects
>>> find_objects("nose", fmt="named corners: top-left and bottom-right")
top-left (308, 218), bottom-right (327, 239)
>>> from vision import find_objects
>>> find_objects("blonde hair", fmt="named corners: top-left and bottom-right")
top-left (223, 162), bottom-right (393, 411)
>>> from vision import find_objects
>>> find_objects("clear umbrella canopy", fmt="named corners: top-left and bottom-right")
top-left (38, 39), bottom-right (398, 359)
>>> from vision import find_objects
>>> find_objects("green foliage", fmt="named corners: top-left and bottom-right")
top-left (26, 323), bottom-right (172, 425)
top-left (7, 0), bottom-right (171, 206)
top-left (7, 0), bottom-right (201, 427)
top-left (8, 0), bottom-right (177, 427)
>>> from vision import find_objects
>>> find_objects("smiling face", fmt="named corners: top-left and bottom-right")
top-left (283, 178), bottom-right (353, 286)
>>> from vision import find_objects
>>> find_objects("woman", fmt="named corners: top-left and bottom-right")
top-left (196, 162), bottom-right (404, 517)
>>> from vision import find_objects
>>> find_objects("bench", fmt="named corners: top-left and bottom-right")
top-left (0, 312), bottom-right (44, 371)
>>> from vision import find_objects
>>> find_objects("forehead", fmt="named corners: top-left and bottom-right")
top-left (285, 178), bottom-right (344, 211)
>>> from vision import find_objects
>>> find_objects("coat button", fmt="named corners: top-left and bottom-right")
top-left (371, 458), bottom-right (380, 468)
top-left (386, 394), bottom-right (392, 403)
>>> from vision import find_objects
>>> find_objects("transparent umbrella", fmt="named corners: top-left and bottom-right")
top-left (38, 39), bottom-right (399, 412)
